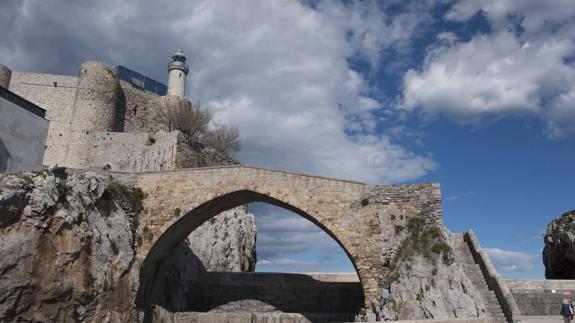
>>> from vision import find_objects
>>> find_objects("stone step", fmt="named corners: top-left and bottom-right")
top-left (453, 235), bottom-right (510, 323)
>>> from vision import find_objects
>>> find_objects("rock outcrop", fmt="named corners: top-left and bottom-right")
top-left (543, 210), bottom-right (575, 279)
top-left (0, 169), bottom-right (257, 322)
top-left (0, 170), bottom-right (142, 322)
top-left (379, 218), bottom-right (486, 320)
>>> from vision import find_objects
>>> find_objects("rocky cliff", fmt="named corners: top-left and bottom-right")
top-left (378, 218), bottom-right (486, 320)
top-left (543, 210), bottom-right (575, 279)
top-left (0, 169), bottom-right (257, 322)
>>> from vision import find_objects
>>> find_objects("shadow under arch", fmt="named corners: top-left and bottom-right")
top-left (137, 189), bottom-right (365, 319)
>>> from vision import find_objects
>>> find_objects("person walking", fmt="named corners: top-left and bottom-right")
top-left (561, 298), bottom-right (574, 323)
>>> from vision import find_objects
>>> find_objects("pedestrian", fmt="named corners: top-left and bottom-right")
top-left (561, 298), bottom-right (574, 323)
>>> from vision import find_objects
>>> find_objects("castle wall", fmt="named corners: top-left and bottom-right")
top-left (65, 61), bottom-right (124, 168)
top-left (0, 65), bottom-right (12, 88)
top-left (8, 72), bottom-right (78, 166)
top-left (120, 81), bottom-right (168, 133)
top-left (0, 88), bottom-right (49, 172)
top-left (90, 131), bottom-right (179, 172)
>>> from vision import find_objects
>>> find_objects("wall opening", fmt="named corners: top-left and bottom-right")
top-left (137, 190), bottom-right (364, 322)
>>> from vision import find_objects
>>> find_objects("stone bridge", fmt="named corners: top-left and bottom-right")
top-left (130, 165), bottom-right (442, 315)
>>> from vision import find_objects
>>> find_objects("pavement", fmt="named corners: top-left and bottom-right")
top-left (517, 316), bottom-right (564, 322)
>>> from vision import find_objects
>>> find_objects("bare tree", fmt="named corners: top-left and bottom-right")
top-left (157, 99), bottom-right (212, 139)
top-left (156, 98), bottom-right (241, 156)
top-left (202, 124), bottom-right (241, 156)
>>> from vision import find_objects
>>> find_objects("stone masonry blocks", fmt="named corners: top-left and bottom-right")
top-left (0, 65), bottom-right (11, 89)
top-left (65, 61), bottom-right (123, 168)
top-left (133, 166), bottom-right (443, 314)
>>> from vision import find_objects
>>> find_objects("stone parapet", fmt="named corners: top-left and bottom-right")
top-left (464, 230), bottom-right (521, 323)
top-left (506, 279), bottom-right (575, 316)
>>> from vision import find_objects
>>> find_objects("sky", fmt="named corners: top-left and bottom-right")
top-left (1, 0), bottom-right (574, 278)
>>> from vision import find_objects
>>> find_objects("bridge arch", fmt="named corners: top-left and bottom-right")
top-left (137, 189), bottom-right (367, 315)
top-left (132, 166), bottom-right (443, 319)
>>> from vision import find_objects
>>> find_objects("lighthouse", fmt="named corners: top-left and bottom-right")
top-left (167, 49), bottom-right (189, 97)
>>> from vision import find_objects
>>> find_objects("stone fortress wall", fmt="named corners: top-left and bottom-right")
top-left (9, 71), bottom-right (78, 166)
top-left (5, 61), bottom-right (216, 172)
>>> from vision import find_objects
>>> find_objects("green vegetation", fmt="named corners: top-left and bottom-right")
top-left (561, 210), bottom-right (575, 218)
top-left (97, 180), bottom-right (146, 216)
top-left (361, 198), bottom-right (370, 207)
top-left (174, 208), bottom-right (181, 217)
top-left (387, 216), bottom-right (454, 287)
top-left (394, 224), bottom-right (404, 234)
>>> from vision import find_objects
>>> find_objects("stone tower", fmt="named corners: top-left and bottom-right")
top-left (65, 61), bottom-right (123, 168)
top-left (167, 49), bottom-right (189, 97)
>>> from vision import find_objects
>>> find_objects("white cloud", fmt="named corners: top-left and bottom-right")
top-left (484, 248), bottom-right (537, 272)
top-left (252, 203), bottom-right (343, 259)
top-left (446, 0), bottom-right (575, 36)
top-left (401, 29), bottom-right (575, 137)
top-left (0, 0), bottom-right (436, 183)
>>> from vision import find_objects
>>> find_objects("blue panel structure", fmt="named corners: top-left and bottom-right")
top-left (117, 65), bottom-right (167, 96)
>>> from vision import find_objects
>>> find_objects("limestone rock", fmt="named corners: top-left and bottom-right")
top-left (0, 170), bottom-right (142, 322)
top-left (380, 224), bottom-right (486, 320)
top-left (187, 206), bottom-right (257, 272)
top-left (543, 210), bottom-right (575, 278)
top-left (0, 170), bottom-right (258, 322)
top-left (155, 208), bottom-right (257, 311)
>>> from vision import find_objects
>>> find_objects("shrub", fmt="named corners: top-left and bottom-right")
top-left (174, 208), bottom-right (181, 217)
top-left (361, 198), bottom-right (369, 207)
top-left (394, 225), bottom-right (404, 234)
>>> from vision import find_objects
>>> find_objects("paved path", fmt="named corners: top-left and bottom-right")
top-left (518, 316), bottom-right (563, 322)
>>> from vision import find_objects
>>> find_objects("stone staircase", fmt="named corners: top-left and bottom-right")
top-left (453, 234), bottom-right (508, 323)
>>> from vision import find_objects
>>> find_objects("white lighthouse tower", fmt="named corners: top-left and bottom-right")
top-left (167, 49), bottom-right (189, 97)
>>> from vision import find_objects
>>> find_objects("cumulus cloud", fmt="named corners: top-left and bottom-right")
top-left (401, 0), bottom-right (575, 138)
top-left (0, 0), bottom-right (436, 183)
top-left (446, 0), bottom-right (575, 36)
top-left (484, 248), bottom-right (537, 272)
top-left (251, 203), bottom-right (344, 258)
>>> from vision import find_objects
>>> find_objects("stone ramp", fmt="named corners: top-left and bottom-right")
top-left (453, 234), bottom-right (508, 323)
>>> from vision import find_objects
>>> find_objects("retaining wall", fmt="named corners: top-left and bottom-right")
top-left (182, 272), bottom-right (363, 314)
top-left (90, 131), bottom-right (179, 172)
top-left (506, 280), bottom-right (575, 316)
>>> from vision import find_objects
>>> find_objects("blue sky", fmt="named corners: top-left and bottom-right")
top-left (1, 0), bottom-right (574, 278)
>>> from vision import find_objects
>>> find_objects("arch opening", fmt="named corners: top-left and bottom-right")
top-left (137, 189), bottom-right (366, 321)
